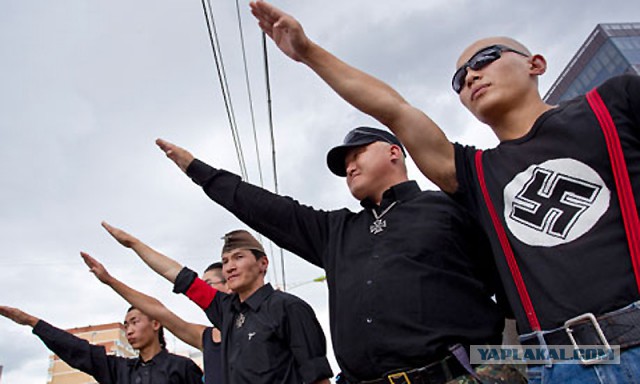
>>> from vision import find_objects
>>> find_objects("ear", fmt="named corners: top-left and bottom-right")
top-left (389, 144), bottom-right (403, 161)
top-left (151, 319), bottom-right (161, 332)
top-left (259, 256), bottom-right (269, 274)
top-left (529, 54), bottom-right (547, 76)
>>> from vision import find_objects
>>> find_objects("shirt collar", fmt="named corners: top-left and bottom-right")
top-left (129, 348), bottom-right (168, 367)
top-left (360, 180), bottom-right (421, 210)
top-left (231, 283), bottom-right (275, 312)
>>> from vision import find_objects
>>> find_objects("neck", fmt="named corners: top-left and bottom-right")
top-left (138, 342), bottom-right (162, 362)
top-left (488, 97), bottom-right (554, 142)
top-left (238, 279), bottom-right (265, 302)
top-left (370, 175), bottom-right (408, 205)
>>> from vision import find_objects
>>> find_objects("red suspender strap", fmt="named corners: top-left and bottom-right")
top-left (586, 88), bottom-right (640, 294)
top-left (474, 150), bottom-right (542, 331)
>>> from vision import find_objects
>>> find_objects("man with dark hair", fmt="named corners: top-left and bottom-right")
top-left (101, 223), bottom-right (333, 384)
top-left (81, 251), bottom-right (227, 384)
top-left (249, 1), bottom-right (640, 382)
top-left (0, 305), bottom-right (203, 384)
top-left (154, 126), bottom-right (525, 383)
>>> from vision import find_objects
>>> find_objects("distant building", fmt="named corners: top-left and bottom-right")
top-left (544, 22), bottom-right (640, 104)
top-left (47, 322), bottom-right (135, 384)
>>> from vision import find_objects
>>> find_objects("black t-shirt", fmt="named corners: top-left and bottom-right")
top-left (452, 74), bottom-right (640, 333)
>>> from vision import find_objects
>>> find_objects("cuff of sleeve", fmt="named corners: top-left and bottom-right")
top-left (186, 159), bottom-right (219, 186)
top-left (300, 357), bottom-right (333, 383)
top-left (173, 267), bottom-right (198, 294)
top-left (32, 319), bottom-right (48, 336)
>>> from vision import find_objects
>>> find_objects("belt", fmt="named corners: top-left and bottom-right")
top-left (358, 355), bottom-right (469, 384)
top-left (521, 303), bottom-right (640, 362)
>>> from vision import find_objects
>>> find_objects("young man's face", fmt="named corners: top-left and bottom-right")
top-left (203, 269), bottom-right (230, 293)
top-left (221, 248), bottom-right (267, 295)
top-left (124, 308), bottom-right (159, 350)
top-left (344, 141), bottom-right (396, 201)
top-left (455, 38), bottom-right (533, 123)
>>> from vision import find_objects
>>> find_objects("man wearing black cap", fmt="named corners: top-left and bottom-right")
top-left (155, 132), bottom-right (525, 384)
top-left (100, 223), bottom-right (333, 384)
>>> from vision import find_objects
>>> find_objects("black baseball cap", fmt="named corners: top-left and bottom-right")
top-left (326, 126), bottom-right (406, 176)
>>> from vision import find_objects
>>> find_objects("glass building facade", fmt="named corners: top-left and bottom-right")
top-left (544, 23), bottom-right (640, 104)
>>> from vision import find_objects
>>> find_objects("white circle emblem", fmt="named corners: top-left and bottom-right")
top-left (503, 158), bottom-right (610, 247)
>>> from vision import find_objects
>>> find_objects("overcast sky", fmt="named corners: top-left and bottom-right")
top-left (1, 0), bottom-right (637, 382)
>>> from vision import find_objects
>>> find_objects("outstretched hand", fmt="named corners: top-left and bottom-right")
top-left (0, 306), bottom-right (39, 327)
top-left (250, 0), bottom-right (312, 62)
top-left (156, 138), bottom-right (195, 173)
top-left (81, 251), bottom-right (113, 285)
top-left (102, 221), bottom-right (139, 248)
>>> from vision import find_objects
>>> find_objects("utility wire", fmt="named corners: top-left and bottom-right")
top-left (261, 32), bottom-right (286, 291)
top-left (230, 0), bottom-right (280, 287)
top-left (234, 0), bottom-right (264, 187)
top-left (200, 0), bottom-right (248, 180)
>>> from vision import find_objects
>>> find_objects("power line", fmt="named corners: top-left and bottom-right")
top-left (234, 0), bottom-right (264, 187)
top-left (197, 0), bottom-right (286, 290)
top-left (199, 0), bottom-right (248, 180)
top-left (261, 32), bottom-right (286, 291)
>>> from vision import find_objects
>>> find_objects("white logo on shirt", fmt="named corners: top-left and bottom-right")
top-left (248, 332), bottom-right (256, 340)
top-left (503, 158), bottom-right (610, 247)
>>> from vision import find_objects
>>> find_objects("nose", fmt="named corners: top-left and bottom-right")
top-left (464, 68), bottom-right (481, 90)
top-left (345, 159), bottom-right (356, 177)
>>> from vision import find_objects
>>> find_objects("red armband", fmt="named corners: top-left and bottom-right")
top-left (185, 278), bottom-right (217, 309)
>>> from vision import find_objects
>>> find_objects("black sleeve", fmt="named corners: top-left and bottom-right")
top-left (186, 159), bottom-right (332, 268)
top-left (173, 266), bottom-right (223, 328)
top-left (449, 143), bottom-right (484, 219)
top-left (284, 299), bottom-right (333, 383)
top-left (32, 320), bottom-right (121, 383)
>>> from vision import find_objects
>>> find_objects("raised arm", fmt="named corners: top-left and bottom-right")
top-left (0, 306), bottom-right (118, 382)
top-left (0, 306), bottom-right (39, 327)
top-left (101, 221), bottom-right (182, 283)
top-left (156, 139), bottom-right (332, 268)
top-left (250, 0), bottom-right (457, 192)
top-left (81, 252), bottom-right (206, 350)
top-left (156, 138), bottom-right (194, 174)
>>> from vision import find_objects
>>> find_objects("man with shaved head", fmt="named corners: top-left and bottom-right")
top-left (249, 1), bottom-right (640, 383)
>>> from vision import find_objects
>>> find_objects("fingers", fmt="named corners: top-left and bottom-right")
top-left (0, 305), bottom-right (13, 318)
top-left (252, 0), bottom-right (281, 24)
top-left (102, 221), bottom-right (121, 239)
top-left (0, 306), bottom-right (22, 322)
top-left (80, 251), bottom-right (96, 268)
top-left (155, 138), bottom-right (173, 154)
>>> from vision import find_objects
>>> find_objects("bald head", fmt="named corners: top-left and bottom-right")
top-left (456, 37), bottom-right (531, 69)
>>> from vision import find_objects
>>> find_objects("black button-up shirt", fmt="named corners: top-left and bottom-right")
top-left (174, 272), bottom-right (333, 384)
top-left (32, 320), bottom-right (203, 384)
top-left (186, 160), bottom-right (506, 382)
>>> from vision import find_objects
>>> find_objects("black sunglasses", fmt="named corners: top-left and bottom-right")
top-left (451, 44), bottom-right (529, 94)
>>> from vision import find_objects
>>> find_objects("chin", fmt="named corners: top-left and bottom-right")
top-left (348, 187), bottom-right (367, 201)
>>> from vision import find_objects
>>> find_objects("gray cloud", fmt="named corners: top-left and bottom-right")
top-left (0, 0), bottom-right (637, 381)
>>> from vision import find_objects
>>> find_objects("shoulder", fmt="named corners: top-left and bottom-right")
top-left (165, 351), bottom-right (202, 367)
top-left (598, 74), bottom-right (640, 97)
top-left (271, 290), bottom-right (316, 313)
